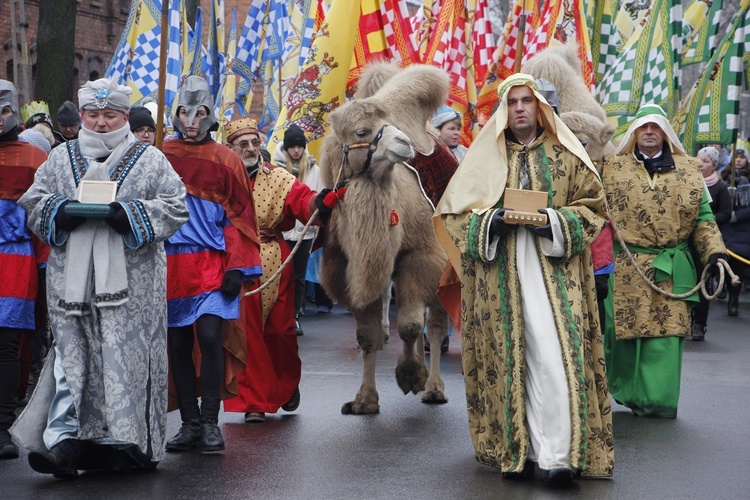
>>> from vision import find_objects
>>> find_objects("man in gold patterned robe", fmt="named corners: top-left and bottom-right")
top-left (221, 118), bottom-right (320, 424)
top-left (602, 104), bottom-right (727, 419)
top-left (434, 74), bottom-right (614, 484)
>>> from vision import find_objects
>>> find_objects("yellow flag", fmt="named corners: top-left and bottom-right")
top-left (267, 0), bottom-right (360, 160)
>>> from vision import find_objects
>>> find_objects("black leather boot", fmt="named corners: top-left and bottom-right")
top-left (502, 460), bottom-right (535, 481)
top-left (0, 429), bottom-right (18, 459)
top-left (28, 438), bottom-right (81, 479)
top-left (282, 387), bottom-right (301, 412)
top-left (728, 294), bottom-right (740, 316)
top-left (165, 420), bottom-right (201, 452)
top-left (198, 419), bottom-right (225, 454)
top-left (691, 323), bottom-right (706, 341)
top-left (294, 314), bottom-right (304, 336)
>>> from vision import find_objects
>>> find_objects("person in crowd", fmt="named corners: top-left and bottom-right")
top-left (602, 104), bottom-right (727, 418)
top-left (161, 76), bottom-right (262, 454)
top-left (713, 143), bottom-right (731, 175)
top-left (222, 117), bottom-right (320, 424)
top-left (273, 124), bottom-right (325, 329)
top-left (0, 81), bottom-right (48, 460)
top-left (129, 106), bottom-right (156, 146)
top-left (722, 147), bottom-right (750, 185)
top-left (430, 108), bottom-right (468, 162)
top-left (13, 78), bottom-right (188, 477)
top-left (722, 177), bottom-right (750, 316)
top-left (434, 73), bottom-right (614, 484)
top-left (21, 101), bottom-right (55, 150)
top-left (690, 146), bottom-right (732, 340)
top-left (53, 100), bottom-right (81, 146)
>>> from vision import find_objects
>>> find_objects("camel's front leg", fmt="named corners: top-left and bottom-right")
top-left (342, 299), bottom-right (385, 415)
top-left (394, 293), bottom-right (428, 395)
top-left (422, 303), bottom-right (449, 404)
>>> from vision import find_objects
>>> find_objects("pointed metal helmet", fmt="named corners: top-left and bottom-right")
top-left (173, 75), bottom-right (217, 136)
top-left (0, 80), bottom-right (20, 135)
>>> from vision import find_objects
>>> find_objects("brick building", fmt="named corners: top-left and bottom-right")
top-left (0, 1), bottom-right (133, 103)
top-left (0, 0), bottom-right (261, 113)
top-left (0, 1), bottom-right (419, 122)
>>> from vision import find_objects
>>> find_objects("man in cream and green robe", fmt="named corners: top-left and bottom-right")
top-left (602, 104), bottom-right (726, 418)
top-left (434, 74), bottom-right (614, 482)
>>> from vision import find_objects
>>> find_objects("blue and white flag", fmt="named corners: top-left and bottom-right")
top-left (106, 0), bottom-right (140, 84)
top-left (165, 0), bottom-right (182, 114)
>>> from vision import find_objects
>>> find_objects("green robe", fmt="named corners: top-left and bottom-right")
top-left (602, 151), bottom-right (726, 417)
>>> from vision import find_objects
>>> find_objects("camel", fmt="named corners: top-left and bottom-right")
top-left (318, 65), bottom-right (451, 414)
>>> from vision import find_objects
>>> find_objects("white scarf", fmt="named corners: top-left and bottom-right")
top-left (62, 133), bottom-right (135, 316)
top-left (78, 124), bottom-right (133, 159)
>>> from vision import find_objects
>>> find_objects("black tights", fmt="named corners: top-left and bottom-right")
top-left (0, 328), bottom-right (22, 431)
top-left (168, 315), bottom-right (224, 422)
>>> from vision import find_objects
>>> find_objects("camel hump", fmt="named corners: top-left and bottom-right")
top-left (357, 60), bottom-right (401, 98)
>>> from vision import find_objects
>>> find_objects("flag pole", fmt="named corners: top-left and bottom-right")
top-left (514, 0), bottom-right (527, 73)
top-left (155, 0), bottom-right (170, 150)
top-left (278, 62), bottom-right (282, 114)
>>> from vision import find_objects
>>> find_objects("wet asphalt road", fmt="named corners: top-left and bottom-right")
top-left (1, 294), bottom-right (749, 499)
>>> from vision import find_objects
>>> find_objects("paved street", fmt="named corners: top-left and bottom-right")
top-left (1, 294), bottom-right (749, 499)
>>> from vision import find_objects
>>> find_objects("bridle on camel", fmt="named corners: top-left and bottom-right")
top-left (339, 124), bottom-right (387, 181)
top-left (244, 125), bottom-right (388, 297)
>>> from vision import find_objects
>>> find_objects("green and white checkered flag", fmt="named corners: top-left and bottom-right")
top-left (590, 0), bottom-right (621, 85)
top-left (681, 0), bottom-right (723, 66)
top-left (597, 0), bottom-right (683, 140)
top-left (674, 0), bottom-right (750, 154)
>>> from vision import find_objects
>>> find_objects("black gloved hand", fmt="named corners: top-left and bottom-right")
top-left (595, 274), bottom-right (609, 300)
top-left (526, 209), bottom-right (553, 240)
top-left (315, 188), bottom-right (334, 222)
top-left (105, 202), bottom-right (133, 235)
top-left (489, 208), bottom-right (518, 240)
top-left (220, 270), bottom-right (243, 296)
top-left (708, 252), bottom-right (728, 269)
top-left (55, 201), bottom-right (86, 232)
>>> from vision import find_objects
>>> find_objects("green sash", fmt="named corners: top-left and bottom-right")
top-left (613, 240), bottom-right (698, 304)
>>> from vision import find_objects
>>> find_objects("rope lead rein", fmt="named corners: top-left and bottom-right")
top-left (608, 215), bottom-right (741, 301)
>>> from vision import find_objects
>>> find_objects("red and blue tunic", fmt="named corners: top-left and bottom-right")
top-left (163, 140), bottom-right (262, 327)
top-left (0, 141), bottom-right (48, 330)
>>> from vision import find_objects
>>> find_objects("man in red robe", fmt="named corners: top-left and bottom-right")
top-left (162, 77), bottom-right (262, 454)
top-left (222, 118), bottom-right (320, 423)
top-left (0, 80), bottom-right (48, 459)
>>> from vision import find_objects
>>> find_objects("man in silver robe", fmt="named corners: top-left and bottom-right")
top-left (12, 78), bottom-right (188, 478)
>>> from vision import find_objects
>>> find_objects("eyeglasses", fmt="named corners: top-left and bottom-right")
top-left (232, 139), bottom-right (260, 150)
top-left (134, 127), bottom-right (156, 136)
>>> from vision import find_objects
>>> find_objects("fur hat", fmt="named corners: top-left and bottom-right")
top-left (225, 117), bottom-right (259, 144)
top-left (698, 146), bottom-right (720, 167)
top-left (283, 124), bottom-right (307, 150)
top-left (128, 106), bottom-right (155, 132)
top-left (79, 78), bottom-right (132, 114)
top-left (19, 129), bottom-right (51, 154)
top-left (57, 100), bottom-right (80, 126)
top-left (431, 108), bottom-right (461, 129)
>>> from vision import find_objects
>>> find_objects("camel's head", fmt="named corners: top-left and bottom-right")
top-left (324, 99), bottom-right (414, 184)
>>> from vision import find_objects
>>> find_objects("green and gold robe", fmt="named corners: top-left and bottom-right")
top-left (441, 132), bottom-right (614, 477)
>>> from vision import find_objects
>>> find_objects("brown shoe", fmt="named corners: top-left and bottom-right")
top-left (244, 412), bottom-right (266, 423)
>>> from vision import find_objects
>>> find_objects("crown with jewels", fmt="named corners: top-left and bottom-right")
top-left (20, 100), bottom-right (51, 124)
